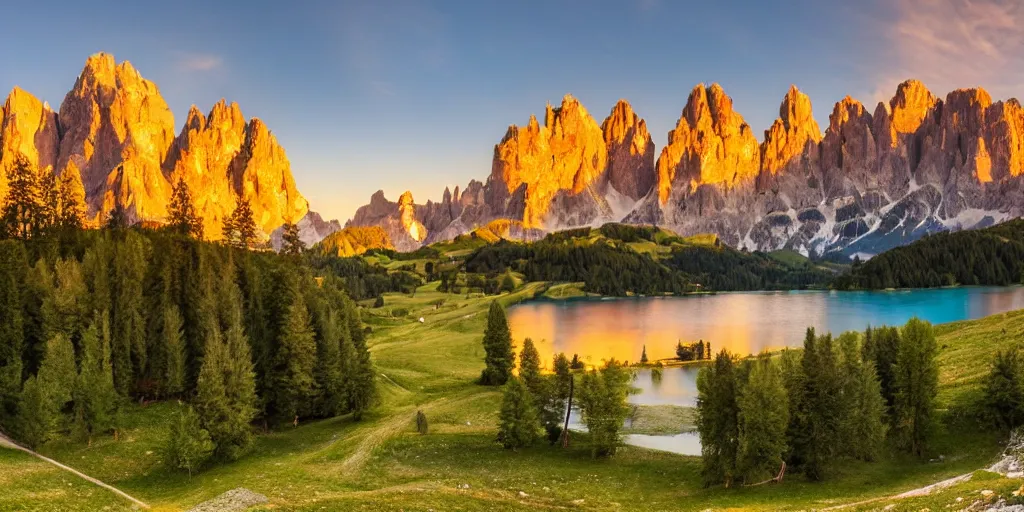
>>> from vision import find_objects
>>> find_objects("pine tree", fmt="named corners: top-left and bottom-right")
top-left (696, 350), bottom-right (739, 486)
top-left (110, 233), bottom-right (148, 394)
top-left (168, 178), bottom-right (203, 239)
top-left (223, 198), bottom-right (258, 249)
top-left (893, 317), bottom-right (938, 457)
top-left (519, 338), bottom-right (543, 395)
top-left (163, 305), bottom-right (186, 397)
top-left (480, 301), bottom-right (514, 385)
top-left (73, 318), bottom-right (117, 443)
top-left (2, 155), bottom-right (41, 239)
top-left (51, 258), bottom-right (87, 339)
top-left (736, 355), bottom-right (789, 484)
top-left (576, 359), bottom-right (633, 458)
top-left (165, 404), bottom-right (214, 479)
top-left (220, 314), bottom-right (257, 459)
top-left (984, 347), bottom-right (1024, 430)
top-left (497, 376), bottom-right (540, 449)
top-left (16, 376), bottom-right (50, 449)
top-left (837, 332), bottom-right (886, 461)
top-left (345, 298), bottom-right (375, 420)
top-left (0, 241), bottom-right (27, 429)
top-left (37, 168), bottom-right (59, 232)
top-left (57, 163), bottom-right (86, 230)
top-left (281, 221), bottom-right (304, 256)
top-left (18, 334), bottom-right (76, 447)
top-left (37, 334), bottom-right (76, 417)
top-left (791, 329), bottom-right (843, 480)
top-left (268, 289), bottom-right (318, 422)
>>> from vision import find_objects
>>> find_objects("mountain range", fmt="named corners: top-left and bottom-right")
top-left (348, 81), bottom-right (1024, 258)
top-left (0, 53), bottom-right (315, 241)
top-left (5, 54), bottom-right (1023, 257)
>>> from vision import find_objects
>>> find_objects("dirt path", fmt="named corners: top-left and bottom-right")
top-left (0, 432), bottom-right (150, 510)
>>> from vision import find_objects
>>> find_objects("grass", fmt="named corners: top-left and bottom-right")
top-left (541, 282), bottom-right (589, 299)
top-left (4, 281), bottom-right (1024, 510)
top-left (624, 405), bottom-right (697, 435)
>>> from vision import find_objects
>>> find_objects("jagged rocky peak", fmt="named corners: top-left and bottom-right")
top-left (397, 190), bottom-right (427, 242)
top-left (58, 51), bottom-right (177, 222)
top-left (889, 79), bottom-right (939, 135)
top-left (760, 85), bottom-right (822, 176)
top-left (601, 99), bottom-right (656, 200)
top-left (228, 116), bottom-right (309, 233)
top-left (491, 93), bottom-right (607, 227)
top-left (0, 87), bottom-right (60, 197)
top-left (164, 99), bottom-right (250, 239)
top-left (986, 98), bottom-right (1024, 181)
top-left (656, 83), bottom-right (760, 203)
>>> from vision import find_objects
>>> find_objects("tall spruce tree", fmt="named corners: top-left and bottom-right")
top-left (110, 232), bottom-right (148, 394)
top-left (345, 298), bottom-right (375, 420)
top-left (0, 241), bottom-right (27, 428)
top-left (984, 347), bottom-right (1024, 430)
top-left (480, 301), bottom-right (514, 385)
top-left (497, 376), bottom-right (540, 450)
top-left (37, 168), bottom-right (59, 232)
top-left (57, 163), bottom-right (86, 230)
top-left (576, 359), bottom-right (633, 458)
top-left (73, 318), bottom-right (117, 443)
top-left (163, 305), bottom-right (186, 397)
top-left (223, 198), bottom-right (258, 250)
top-left (892, 317), bottom-right (938, 457)
top-left (696, 350), bottom-right (740, 487)
top-left (837, 332), bottom-right (887, 461)
top-left (168, 178), bottom-right (204, 239)
top-left (794, 330), bottom-right (843, 480)
top-left (268, 288), bottom-right (318, 422)
top-left (519, 338), bottom-right (543, 396)
top-left (16, 376), bottom-right (50, 449)
top-left (736, 355), bottom-right (789, 484)
top-left (2, 155), bottom-right (41, 239)
top-left (280, 221), bottom-right (304, 256)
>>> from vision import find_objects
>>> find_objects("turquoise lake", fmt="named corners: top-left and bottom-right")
top-left (508, 286), bottom-right (1024, 455)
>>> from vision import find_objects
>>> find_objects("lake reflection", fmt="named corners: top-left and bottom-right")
top-left (514, 287), bottom-right (1024, 455)
top-left (508, 287), bottom-right (1024, 366)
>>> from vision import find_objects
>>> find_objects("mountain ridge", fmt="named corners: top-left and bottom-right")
top-left (0, 52), bottom-right (324, 241)
top-left (350, 80), bottom-right (1024, 258)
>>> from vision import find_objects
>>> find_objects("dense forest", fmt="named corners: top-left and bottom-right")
top-left (463, 224), bottom-right (833, 294)
top-left (464, 237), bottom-right (691, 295)
top-left (833, 219), bottom-right (1024, 289)
top-left (0, 156), bottom-right (374, 469)
top-left (666, 246), bottom-right (833, 291)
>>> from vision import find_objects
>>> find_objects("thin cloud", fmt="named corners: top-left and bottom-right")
top-left (873, 0), bottom-right (1024, 103)
top-left (174, 52), bottom-right (224, 72)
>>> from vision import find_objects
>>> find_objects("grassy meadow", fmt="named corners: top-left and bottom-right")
top-left (3, 279), bottom-right (1024, 511)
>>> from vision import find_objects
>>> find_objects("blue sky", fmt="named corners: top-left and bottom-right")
top-left (2, 0), bottom-right (1021, 222)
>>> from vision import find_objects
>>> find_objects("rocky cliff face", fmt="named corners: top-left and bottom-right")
top-left (351, 81), bottom-right (1024, 257)
top-left (0, 52), bottom-right (311, 239)
top-left (348, 96), bottom-right (657, 242)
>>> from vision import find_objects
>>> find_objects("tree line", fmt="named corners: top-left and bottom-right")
top-left (480, 301), bottom-right (634, 457)
top-left (833, 219), bottom-right (1024, 289)
top-left (697, 318), bottom-right (938, 486)
top-left (0, 157), bottom-right (374, 475)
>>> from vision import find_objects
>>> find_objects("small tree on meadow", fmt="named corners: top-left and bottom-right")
top-left (165, 405), bottom-right (214, 479)
top-left (892, 318), bottom-right (938, 457)
top-left (497, 376), bottom-right (540, 449)
top-left (736, 354), bottom-right (789, 484)
top-left (983, 347), bottom-right (1024, 430)
top-left (480, 301), bottom-right (514, 385)
top-left (416, 410), bottom-right (428, 434)
top-left (576, 359), bottom-right (633, 458)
